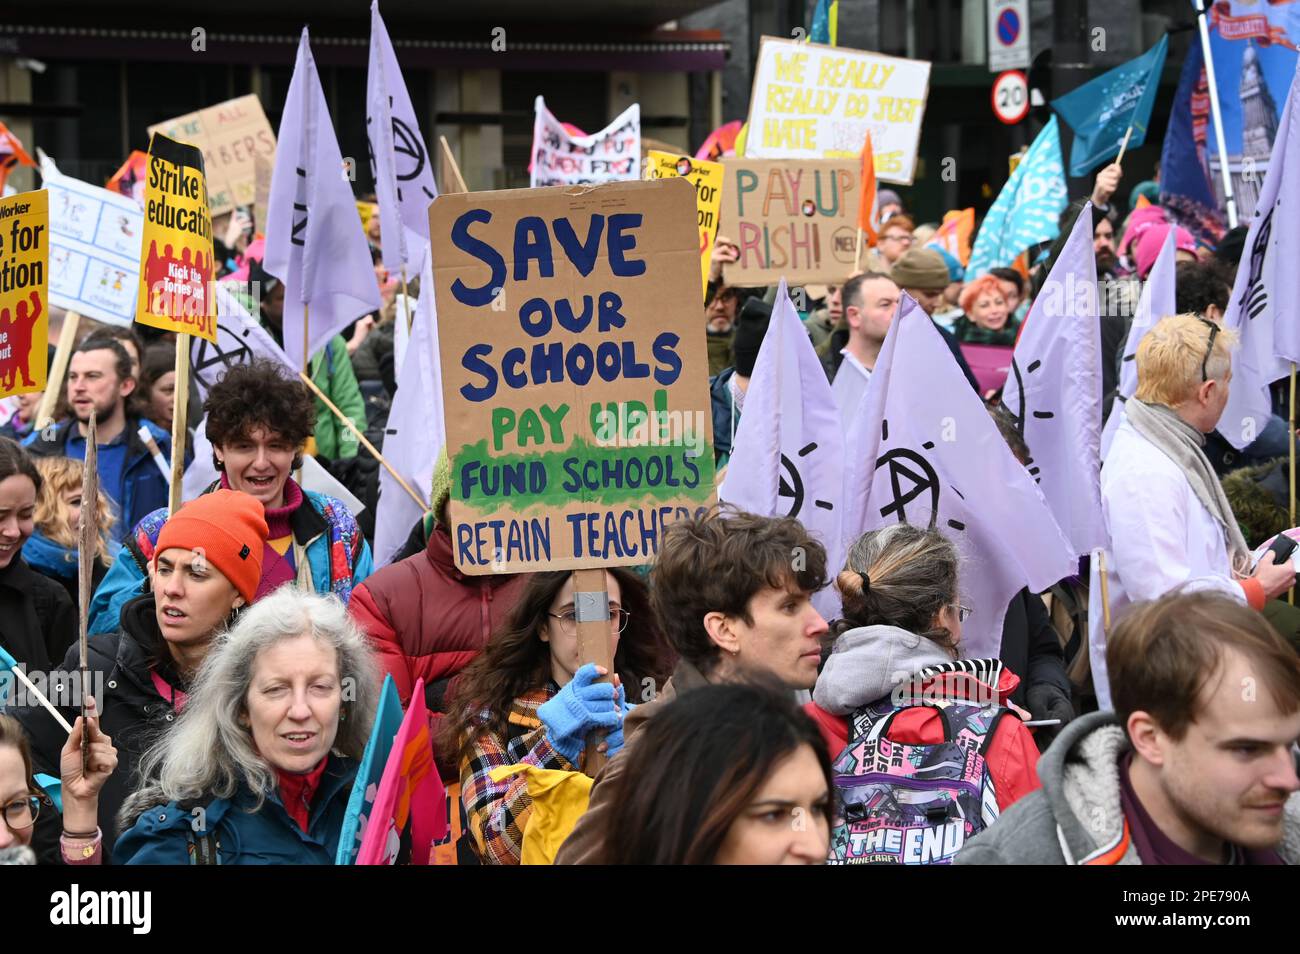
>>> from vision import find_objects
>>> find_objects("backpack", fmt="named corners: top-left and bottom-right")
top-left (829, 698), bottom-right (1012, 865)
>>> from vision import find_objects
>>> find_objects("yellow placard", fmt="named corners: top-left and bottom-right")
top-left (0, 189), bottom-right (49, 397)
top-left (135, 134), bottom-right (217, 342)
top-left (645, 151), bottom-right (724, 297)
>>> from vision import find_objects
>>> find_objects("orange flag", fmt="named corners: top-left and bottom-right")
top-left (926, 208), bottom-right (976, 267)
top-left (106, 150), bottom-right (149, 204)
top-left (0, 122), bottom-right (35, 193)
top-left (1134, 193), bottom-right (1152, 210)
top-left (857, 132), bottom-right (878, 247)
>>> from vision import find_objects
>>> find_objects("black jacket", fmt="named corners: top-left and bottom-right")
top-left (0, 556), bottom-right (76, 671)
top-left (999, 588), bottom-right (1070, 709)
top-left (16, 594), bottom-right (189, 863)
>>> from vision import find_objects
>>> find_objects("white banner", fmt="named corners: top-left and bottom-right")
top-left (530, 96), bottom-right (641, 188)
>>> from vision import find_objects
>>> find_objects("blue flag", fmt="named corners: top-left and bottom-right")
top-left (967, 116), bottom-right (1068, 277)
top-left (1158, 38), bottom-right (1225, 246)
top-left (1053, 35), bottom-right (1168, 177)
top-left (809, 0), bottom-right (838, 45)
top-left (336, 674), bottom-right (405, 865)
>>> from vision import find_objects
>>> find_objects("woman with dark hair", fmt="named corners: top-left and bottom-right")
top-left (591, 681), bottom-right (833, 864)
top-left (137, 342), bottom-right (177, 433)
top-left (806, 524), bottom-right (1042, 863)
top-left (0, 437), bottom-right (76, 672)
top-left (440, 568), bottom-right (671, 865)
top-left (87, 358), bottom-right (373, 635)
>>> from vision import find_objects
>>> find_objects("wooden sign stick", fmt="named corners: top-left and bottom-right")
top-left (296, 371), bottom-right (428, 511)
top-left (78, 407), bottom-right (98, 772)
top-left (168, 334), bottom-right (190, 516)
top-left (439, 136), bottom-right (470, 195)
top-left (35, 311), bottom-right (81, 431)
top-left (573, 567), bottom-right (615, 778)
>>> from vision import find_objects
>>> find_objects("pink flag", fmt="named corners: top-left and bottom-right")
top-left (356, 677), bottom-right (448, 865)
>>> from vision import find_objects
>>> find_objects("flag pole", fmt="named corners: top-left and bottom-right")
top-left (1096, 548), bottom-right (1112, 633)
top-left (168, 335), bottom-right (190, 516)
top-left (35, 311), bottom-right (81, 431)
top-left (5, 664), bottom-right (73, 733)
top-left (854, 227), bottom-right (863, 273)
top-left (573, 566), bottom-right (614, 778)
top-left (1114, 125), bottom-right (1134, 167)
top-left (296, 370), bottom-right (428, 511)
top-left (1195, 0), bottom-right (1240, 228)
top-left (400, 266), bottom-right (412, 331)
top-left (1290, 362), bottom-right (1296, 604)
top-left (438, 135), bottom-right (470, 194)
top-left (78, 407), bottom-right (98, 773)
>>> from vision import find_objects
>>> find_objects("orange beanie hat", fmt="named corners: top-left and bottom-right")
top-left (154, 489), bottom-right (269, 604)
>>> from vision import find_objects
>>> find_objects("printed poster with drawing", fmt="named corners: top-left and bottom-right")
top-left (430, 178), bottom-right (716, 574)
top-left (44, 167), bottom-right (143, 327)
top-left (0, 190), bottom-right (49, 397)
top-left (135, 134), bottom-right (217, 342)
top-left (745, 36), bottom-right (931, 184)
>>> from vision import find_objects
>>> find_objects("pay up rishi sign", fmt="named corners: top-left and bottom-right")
top-left (431, 178), bottom-right (716, 574)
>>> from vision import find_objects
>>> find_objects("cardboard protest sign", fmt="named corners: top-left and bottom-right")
top-left (0, 190), bottom-right (49, 397)
top-left (431, 178), bottom-right (716, 573)
top-left (531, 96), bottom-right (641, 188)
top-left (148, 95), bottom-right (276, 216)
top-left (745, 37), bottom-right (931, 184)
top-left (645, 150), bottom-right (724, 297)
top-left (135, 134), bottom-right (217, 342)
top-left (45, 167), bottom-right (143, 327)
top-left (717, 157), bottom-right (859, 284)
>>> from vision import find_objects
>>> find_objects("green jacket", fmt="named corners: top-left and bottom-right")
top-left (310, 335), bottom-right (366, 460)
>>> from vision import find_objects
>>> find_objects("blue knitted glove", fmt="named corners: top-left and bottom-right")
top-left (538, 664), bottom-right (625, 766)
top-left (602, 683), bottom-right (632, 758)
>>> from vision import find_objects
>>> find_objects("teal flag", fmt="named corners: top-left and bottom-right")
top-left (335, 674), bottom-right (404, 865)
top-left (967, 116), bottom-right (1069, 277)
top-left (1052, 36), bottom-right (1169, 177)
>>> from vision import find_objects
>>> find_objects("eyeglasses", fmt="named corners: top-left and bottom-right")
top-left (0, 795), bottom-right (41, 833)
top-left (949, 603), bottom-right (973, 624)
top-left (548, 607), bottom-right (632, 637)
top-left (1198, 317), bottom-right (1221, 382)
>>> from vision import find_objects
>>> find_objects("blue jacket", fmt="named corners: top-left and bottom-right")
top-left (88, 485), bottom-right (374, 636)
top-left (114, 755), bottom-right (358, 865)
top-left (25, 417), bottom-right (189, 543)
top-left (709, 367), bottom-right (739, 468)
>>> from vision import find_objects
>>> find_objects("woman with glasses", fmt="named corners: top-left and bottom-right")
top-left (804, 523), bottom-right (1043, 857)
top-left (439, 568), bottom-right (671, 865)
top-left (0, 700), bottom-right (117, 865)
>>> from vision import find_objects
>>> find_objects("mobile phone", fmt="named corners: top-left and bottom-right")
top-left (1266, 534), bottom-right (1299, 566)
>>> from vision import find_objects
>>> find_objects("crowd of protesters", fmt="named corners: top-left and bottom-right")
top-left (2, 135), bottom-right (1300, 871)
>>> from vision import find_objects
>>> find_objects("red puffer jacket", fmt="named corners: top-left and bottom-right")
top-left (804, 666), bottom-right (1042, 813)
top-left (349, 527), bottom-right (527, 777)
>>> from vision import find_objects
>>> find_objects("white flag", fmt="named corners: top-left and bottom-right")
top-left (720, 281), bottom-right (845, 619)
top-left (367, 1), bottom-right (437, 276)
top-left (1100, 226), bottom-right (1177, 458)
top-left (373, 252), bottom-right (443, 567)
top-left (265, 28), bottom-right (381, 370)
top-left (1001, 203), bottom-right (1105, 556)
top-left (1219, 58), bottom-right (1300, 450)
top-left (843, 296), bottom-right (1076, 658)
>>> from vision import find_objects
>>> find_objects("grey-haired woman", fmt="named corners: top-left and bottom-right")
top-left (114, 587), bottom-right (379, 864)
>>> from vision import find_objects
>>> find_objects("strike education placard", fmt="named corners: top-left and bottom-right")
top-left (135, 134), bottom-right (217, 342)
top-left (645, 151), bottom-right (724, 298)
top-left (431, 178), bottom-right (717, 574)
top-left (0, 190), bottom-right (49, 397)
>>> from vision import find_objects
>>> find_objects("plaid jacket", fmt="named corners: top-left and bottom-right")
top-left (459, 684), bottom-right (574, 865)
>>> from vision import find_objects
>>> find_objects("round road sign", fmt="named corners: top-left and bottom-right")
top-left (992, 70), bottom-right (1030, 125)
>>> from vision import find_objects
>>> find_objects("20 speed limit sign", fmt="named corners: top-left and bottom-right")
top-left (992, 70), bottom-right (1029, 124)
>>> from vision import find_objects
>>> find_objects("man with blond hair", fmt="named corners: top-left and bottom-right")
top-left (1089, 313), bottom-right (1296, 708)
